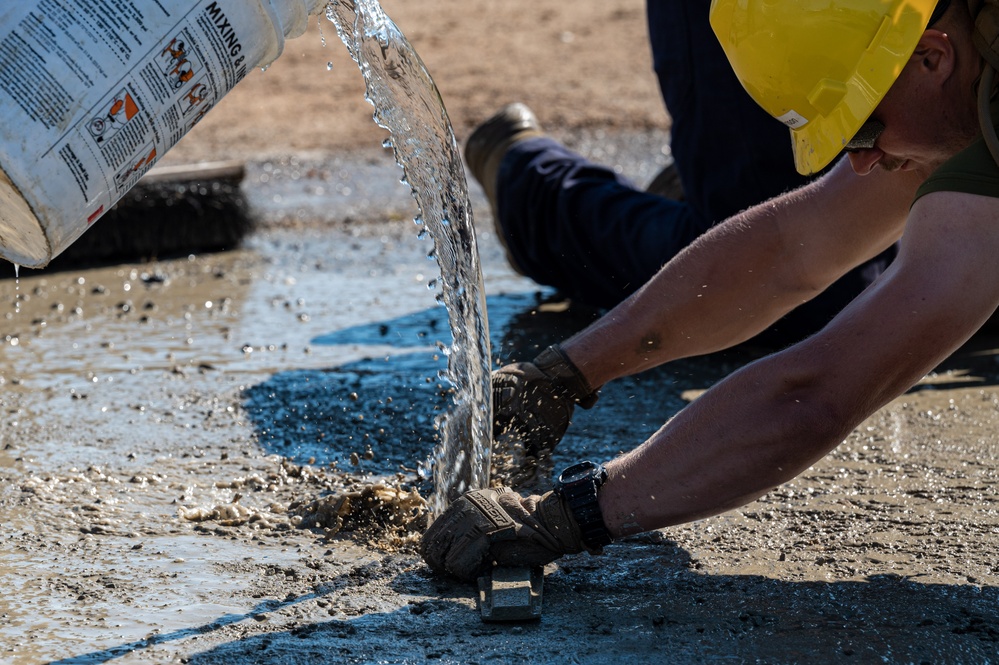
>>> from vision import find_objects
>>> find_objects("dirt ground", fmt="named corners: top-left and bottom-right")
top-left (162, 0), bottom-right (665, 165)
top-left (4, 1), bottom-right (999, 663)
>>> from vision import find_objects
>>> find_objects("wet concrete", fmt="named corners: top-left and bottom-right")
top-left (3, 132), bottom-right (999, 663)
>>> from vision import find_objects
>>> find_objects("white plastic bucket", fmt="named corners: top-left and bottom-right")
top-left (0, 0), bottom-right (325, 267)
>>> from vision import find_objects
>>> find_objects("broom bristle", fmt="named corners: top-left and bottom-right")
top-left (16, 161), bottom-right (254, 272)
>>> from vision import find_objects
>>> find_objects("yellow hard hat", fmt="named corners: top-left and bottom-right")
top-left (710, 0), bottom-right (940, 175)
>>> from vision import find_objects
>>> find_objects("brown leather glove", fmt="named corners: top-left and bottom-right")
top-left (492, 345), bottom-right (600, 464)
top-left (419, 487), bottom-right (589, 583)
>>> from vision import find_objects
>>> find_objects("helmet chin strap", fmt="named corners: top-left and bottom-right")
top-left (978, 62), bottom-right (999, 166)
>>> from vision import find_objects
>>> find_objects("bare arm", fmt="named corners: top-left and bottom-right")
top-left (563, 158), bottom-right (925, 388)
top-left (596, 190), bottom-right (999, 535)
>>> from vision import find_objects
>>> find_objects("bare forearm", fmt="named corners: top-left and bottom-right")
top-left (596, 349), bottom-right (851, 536)
top-left (563, 207), bottom-right (808, 386)
top-left (561, 161), bottom-right (918, 389)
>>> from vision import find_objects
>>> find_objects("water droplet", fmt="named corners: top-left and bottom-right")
top-left (13, 263), bottom-right (20, 315)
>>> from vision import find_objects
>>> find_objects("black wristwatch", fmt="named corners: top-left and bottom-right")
top-left (554, 461), bottom-right (613, 550)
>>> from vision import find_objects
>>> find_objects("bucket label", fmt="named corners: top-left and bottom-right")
top-left (0, 0), bottom-right (280, 261)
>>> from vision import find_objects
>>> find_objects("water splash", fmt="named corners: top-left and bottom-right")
top-left (326, 0), bottom-right (492, 515)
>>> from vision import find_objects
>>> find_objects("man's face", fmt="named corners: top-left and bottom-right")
top-left (845, 31), bottom-right (979, 179)
top-left (846, 78), bottom-right (964, 177)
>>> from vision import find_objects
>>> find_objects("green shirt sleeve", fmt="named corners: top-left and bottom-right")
top-left (914, 135), bottom-right (999, 203)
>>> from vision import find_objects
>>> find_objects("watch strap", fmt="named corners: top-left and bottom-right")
top-left (555, 461), bottom-right (613, 550)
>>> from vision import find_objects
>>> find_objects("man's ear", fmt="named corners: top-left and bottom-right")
top-left (911, 28), bottom-right (956, 80)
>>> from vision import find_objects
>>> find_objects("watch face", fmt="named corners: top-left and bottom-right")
top-left (559, 461), bottom-right (601, 486)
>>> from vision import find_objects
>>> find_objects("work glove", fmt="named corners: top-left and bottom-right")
top-left (420, 487), bottom-right (590, 583)
top-left (492, 345), bottom-right (600, 465)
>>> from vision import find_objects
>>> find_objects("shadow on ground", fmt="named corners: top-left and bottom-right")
top-left (242, 290), bottom-right (999, 481)
top-left (240, 291), bottom-right (746, 477)
top-left (59, 537), bottom-right (999, 664)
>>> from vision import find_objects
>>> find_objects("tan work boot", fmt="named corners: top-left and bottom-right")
top-left (464, 103), bottom-right (543, 275)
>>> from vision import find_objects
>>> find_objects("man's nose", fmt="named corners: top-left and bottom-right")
top-left (847, 149), bottom-right (883, 176)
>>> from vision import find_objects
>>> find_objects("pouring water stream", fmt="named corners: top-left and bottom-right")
top-left (327, 0), bottom-right (492, 515)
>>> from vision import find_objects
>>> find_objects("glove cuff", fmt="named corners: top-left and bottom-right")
top-left (533, 345), bottom-right (600, 409)
top-left (535, 491), bottom-right (588, 554)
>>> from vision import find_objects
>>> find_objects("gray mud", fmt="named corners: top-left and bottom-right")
top-left (4, 133), bottom-right (999, 663)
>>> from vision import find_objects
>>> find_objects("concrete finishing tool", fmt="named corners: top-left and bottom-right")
top-left (477, 566), bottom-right (543, 621)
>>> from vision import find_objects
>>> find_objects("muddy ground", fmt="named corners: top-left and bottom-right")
top-left (4, 1), bottom-right (999, 663)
